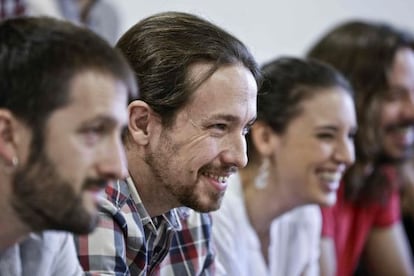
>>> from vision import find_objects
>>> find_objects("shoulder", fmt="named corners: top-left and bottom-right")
top-left (33, 231), bottom-right (83, 275)
top-left (38, 231), bottom-right (74, 252)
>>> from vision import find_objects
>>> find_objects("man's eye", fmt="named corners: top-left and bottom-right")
top-left (317, 133), bottom-right (334, 140)
top-left (212, 124), bottom-right (227, 131)
top-left (84, 125), bottom-right (106, 134)
top-left (81, 125), bottom-right (107, 145)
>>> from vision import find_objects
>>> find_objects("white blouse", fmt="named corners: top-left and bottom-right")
top-left (211, 174), bottom-right (321, 276)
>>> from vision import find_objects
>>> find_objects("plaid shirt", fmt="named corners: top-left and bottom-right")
top-left (75, 177), bottom-right (216, 276)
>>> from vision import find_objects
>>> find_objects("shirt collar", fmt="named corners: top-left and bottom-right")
top-left (126, 176), bottom-right (182, 233)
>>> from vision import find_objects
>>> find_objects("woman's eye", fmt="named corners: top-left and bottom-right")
top-left (348, 131), bottom-right (356, 140)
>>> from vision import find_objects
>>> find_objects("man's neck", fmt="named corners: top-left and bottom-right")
top-left (132, 175), bottom-right (177, 218)
top-left (127, 160), bottom-right (177, 218)
top-left (0, 208), bottom-right (30, 252)
top-left (0, 178), bottom-right (31, 252)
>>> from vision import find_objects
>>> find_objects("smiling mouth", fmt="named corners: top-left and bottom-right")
top-left (202, 172), bottom-right (229, 183)
top-left (385, 121), bottom-right (414, 134)
top-left (319, 172), bottom-right (342, 182)
top-left (200, 171), bottom-right (232, 192)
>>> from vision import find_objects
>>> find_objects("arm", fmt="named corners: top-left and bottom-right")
top-left (362, 222), bottom-right (414, 276)
top-left (319, 237), bottom-right (336, 276)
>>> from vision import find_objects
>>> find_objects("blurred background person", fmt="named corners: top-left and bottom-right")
top-left (58, 0), bottom-right (120, 45)
top-left (1, 0), bottom-right (120, 44)
top-left (307, 20), bottom-right (414, 276)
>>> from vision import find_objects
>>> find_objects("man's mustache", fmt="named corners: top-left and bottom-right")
top-left (83, 178), bottom-right (108, 190)
top-left (384, 120), bottom-right (414, 133)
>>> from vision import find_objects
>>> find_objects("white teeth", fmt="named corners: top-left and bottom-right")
top-left (203, 172), bottom-right (229, 183)
top-left (319, 172), bottom-right (342, 182)
top-left (398, 127), bottom-right (414, 141)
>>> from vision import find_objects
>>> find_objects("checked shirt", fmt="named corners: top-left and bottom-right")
top-left (75, 177), bottom-right (216, 276)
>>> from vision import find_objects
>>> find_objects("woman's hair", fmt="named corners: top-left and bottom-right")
top-left (246, 56), bottom-right (353, 164)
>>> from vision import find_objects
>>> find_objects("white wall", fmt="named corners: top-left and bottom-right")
top-left (115, 0), bottom-right (414, 65)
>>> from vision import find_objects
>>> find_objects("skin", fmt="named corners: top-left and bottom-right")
top-left (380, 47), bottom-right (414, 160)
top-left (269, 88), bottom-right (356, 206)
top-left (243, 87), bottom-right (357, 268)
top-left (127, 62), bottom-right (257, 217)
top-left (0, 70), bottom-right (129, 249)
top-left (362, 223), bottom-right (413, 276)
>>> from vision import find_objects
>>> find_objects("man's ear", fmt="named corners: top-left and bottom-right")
top-left (0, 109), bottom-right (18, 167)
top-left (127, 100), bottom-right (160, 146)
top-left (250, 121), bottom-right (279, 158)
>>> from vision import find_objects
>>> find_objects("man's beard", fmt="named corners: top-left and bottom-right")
top-left (380, 119), bottom-right (414, 164)
top-left (144, 133), bottom-right (226, 213)
top-left (10, 151), bottom-right (101, 234)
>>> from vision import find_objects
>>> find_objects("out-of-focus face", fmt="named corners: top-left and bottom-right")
top-left (272, 87), bottom-right (357, 206)
top-left (146, 63), bottom-right (257, 212)
top-left (380, 47), bottom-right (414, 161)
top-left (12, 71), bottom-right (128, 234)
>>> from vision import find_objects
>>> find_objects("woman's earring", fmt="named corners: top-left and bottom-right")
top-left (254, 158), bottom-right (269, 189)
top-left (11, 156), bottom-right (18, 167)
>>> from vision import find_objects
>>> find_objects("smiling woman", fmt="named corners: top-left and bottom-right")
top-left (211, 56), bottom-right (357, 276)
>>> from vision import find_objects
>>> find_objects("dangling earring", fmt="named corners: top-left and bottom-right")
top-left (254, 158), bottom-right (269, 189)
top-left (1, 156), bottom-right (19, 174)
top-left (11, 156), bottom-right (18, 167)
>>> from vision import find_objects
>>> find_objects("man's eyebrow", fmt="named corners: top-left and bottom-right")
top-left (207, 114), bottom-right (239, 122)
top-left (79, 115), bottom-right (120, 127)
top-left (205, 114), bottom-right (256, 123)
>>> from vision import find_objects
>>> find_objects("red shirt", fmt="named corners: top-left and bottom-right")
top-left (321, 170), bottom-right (400, 276)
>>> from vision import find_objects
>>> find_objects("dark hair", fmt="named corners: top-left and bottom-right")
top-left (247, 56), bottom-right (353, 162)
top-left (307, 20), bottom-right (414, 202)
top-left (0, 16), bottom-right (137, 156)
top-left (116, 11), bottom-right (261, 127)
